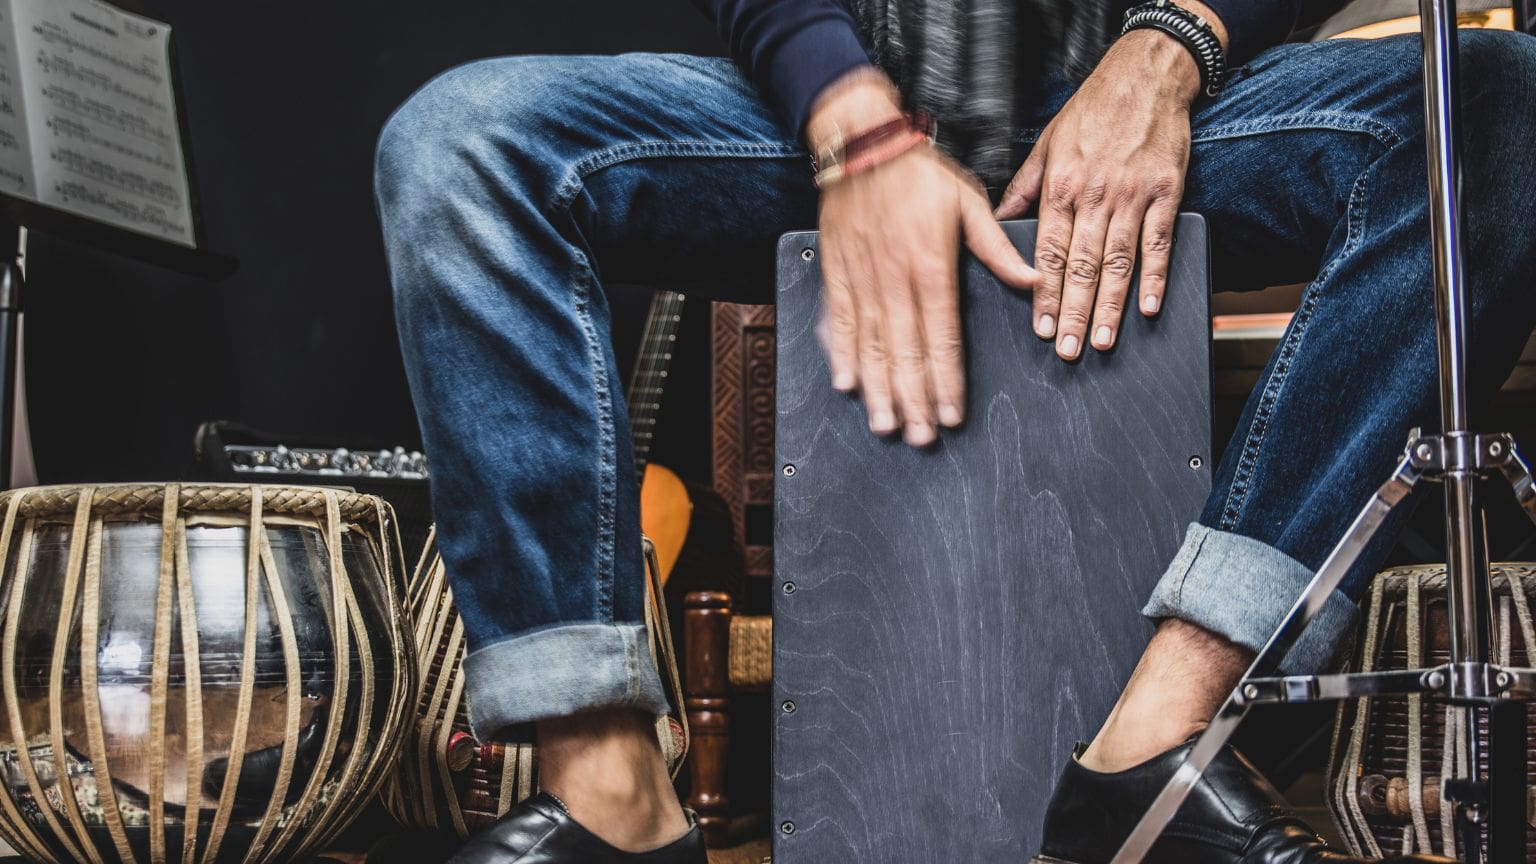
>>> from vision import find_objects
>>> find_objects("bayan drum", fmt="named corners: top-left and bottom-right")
top-left (382, 531), bottom-right (686, 838)
top-left (1327, 563), bottom-right (1536, 859)
top-left (0, 484), bottom-right (414, 864)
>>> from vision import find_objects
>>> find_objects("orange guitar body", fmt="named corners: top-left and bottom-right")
top-left (640, 462), bottom-right (692, 587)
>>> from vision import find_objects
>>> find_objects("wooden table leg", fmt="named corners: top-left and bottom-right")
top-left (683, 591), bottom-right (732, 847)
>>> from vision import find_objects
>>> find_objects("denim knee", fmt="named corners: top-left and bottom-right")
top-left (373, 57), bottom-right (576, 226)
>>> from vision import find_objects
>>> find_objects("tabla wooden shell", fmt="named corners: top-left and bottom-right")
top-left (382, 529), bottom-right (685, 838)
top-left (1327, 563), bottom-right (1536, 860)
top-left (0, 484), bottom-right (415, 864)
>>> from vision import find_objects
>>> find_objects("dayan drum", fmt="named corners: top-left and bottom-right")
top-left (383, 530), bottom-right (686, 838)
top-left (1327, 563), bottom-right (1536, 860)
top-left (0, 484), bottom-right (414, 864)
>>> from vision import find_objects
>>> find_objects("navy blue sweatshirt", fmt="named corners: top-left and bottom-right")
top-left (693, 0), bottom-right (1348, 136)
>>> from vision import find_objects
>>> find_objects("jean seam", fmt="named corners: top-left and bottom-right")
top-left (542, 138), bottom-right (802, 620)
top-left (569, 250), bottom-right (617, 621)
top-left (1191, 113), bottom-right (1404, 148)
top-left (1215, 160), bottom-right (1376, 529)
top-left (569, 139), bottom-right (804, 185)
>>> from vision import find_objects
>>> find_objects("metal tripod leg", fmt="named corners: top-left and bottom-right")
top-left (1108, 452), bottom-right (1422, 864)
top-left (1502, 442), bottom-right (1536, 528)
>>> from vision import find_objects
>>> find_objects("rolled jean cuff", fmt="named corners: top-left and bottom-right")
top-left (1141, 523), bottom-right (1359, 674)
top-left (460, 622), bottom-right (671, 739)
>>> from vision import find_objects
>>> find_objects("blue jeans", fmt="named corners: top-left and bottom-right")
top-left (374, 32), bottom-right (1536, 739)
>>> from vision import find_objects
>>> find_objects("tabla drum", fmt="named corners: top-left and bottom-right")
top-left (1326, 563), bottom-right (1536, 860)
top-left (0, 484), bottom-right (414, 864)
top-left (382, 530), bottom-right (686, 838)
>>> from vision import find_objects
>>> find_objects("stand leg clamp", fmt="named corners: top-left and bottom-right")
top-left (1406, 431), bottom-right (1517, 474)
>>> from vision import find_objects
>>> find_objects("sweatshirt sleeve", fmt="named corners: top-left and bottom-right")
top-left (1201, 0), bottom-right (1351, 65)
top-left (691, 0), bottom-right (875, 137)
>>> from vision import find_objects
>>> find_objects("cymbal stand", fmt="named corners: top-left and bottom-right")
top-left (1110, 2), bottom-right (1536, 862)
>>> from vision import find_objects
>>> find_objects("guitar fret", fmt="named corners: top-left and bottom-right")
top-left (630, 290), bottom-right (685, 468)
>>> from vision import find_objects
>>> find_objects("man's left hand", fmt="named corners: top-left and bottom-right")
top-left (994, 21), bottom-right (1220, 360)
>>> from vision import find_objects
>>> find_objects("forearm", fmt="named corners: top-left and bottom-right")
top-left (804, 66), bottom-right (904, 156)
top-left (1103, 0), bottom-right (1228, 107)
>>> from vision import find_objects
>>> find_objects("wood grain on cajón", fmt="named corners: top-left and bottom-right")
top-left (772, 217), bottom-right (1213, 863)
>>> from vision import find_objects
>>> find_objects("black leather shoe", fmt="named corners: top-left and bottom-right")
top-left (1032, 742), bottom-right (1453, 863)
top-left (445, 793), bottom-right (708, 864)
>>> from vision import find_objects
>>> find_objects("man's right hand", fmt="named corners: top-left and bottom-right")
top-left (809, 69), bottom-right (1039, 447)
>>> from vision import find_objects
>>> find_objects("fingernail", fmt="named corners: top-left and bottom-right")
top-left (938, 403), bottom-right (963, 427)
top-left (832, 371), bottom-right (855, 391)
top-left (1060, 334), bottom-right (1080, 358)
top-left (871, 410), bottom-right (898, 434)
top-left (1142, 294), bottom-right (1161, 314)
top-left (1094, 325), bottom-right (1113, 347)
top-left (905, 422), bottom-right (936, 447)
top-left (1037, 314), bottom-right (1056, 338)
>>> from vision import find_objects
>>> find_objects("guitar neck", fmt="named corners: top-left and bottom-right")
top-left (628, 290), bottom-right (686, 477)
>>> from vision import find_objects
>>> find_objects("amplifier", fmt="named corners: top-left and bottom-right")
top-left (192, 421), bottom-right (434, 566)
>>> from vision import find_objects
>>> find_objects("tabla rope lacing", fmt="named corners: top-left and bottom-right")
top-left (199, 487), bottom-right (264, 864)
top-left (147, 484), bottom-right (179, 864)
top-left (49, 491), bottom-right (105, 864)
top-left (242, 526), bottom-right (306, 864)
top-left (643, 542), bottom-right (689, 774)
top-left (0, 492), bottom-right (61, 864)
top-left (262, 490), bottom-right (352, 861)
top-left (1406, 572), bottom-right (1432, 852)
top-left (80, 507), bottom-right (137, 863)
top-left (174, 511), bottom-right (205, 864)
top-left (1342, 573), bottom-right (1388, 857)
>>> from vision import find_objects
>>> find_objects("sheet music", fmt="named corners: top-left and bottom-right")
top-left (0, 2), bottom-right (33, 200)
top-left (9, 0), bottom-right (194, 246)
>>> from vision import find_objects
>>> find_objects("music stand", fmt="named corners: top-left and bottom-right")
top-left (0, 1), bottom-right (237, 488)
top-left (1111, 2), bottom-right (1536, 862)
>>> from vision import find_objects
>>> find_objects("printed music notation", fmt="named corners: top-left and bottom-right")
top-left (28, 19), bottom-right (161, 87)
top-left (37, 51), bottom-right (169, 113)
top-left (41, 83), bottom-right (173, 147)
top-left (54, 180), bottom-right (186, 236)
top-left (0, 0), bottom-right (193, 247)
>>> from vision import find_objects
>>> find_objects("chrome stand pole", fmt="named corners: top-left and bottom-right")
top-left (1419, 0), bottom-right (1494, 856)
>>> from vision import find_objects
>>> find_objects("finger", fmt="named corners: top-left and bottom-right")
top-left (1137, 191), bottom-right (1180, 319)
top-left (960, 186), bottom-right (1039, 293)
top-left (1053, 179), bottom-right (1113, 361)
top-left (1090, 204), bottom-right (1144, 351)
top-left (995, 129), bottom-right (1049, 219)
top-left (816, 241), bottom-right (860, 392)
top-left (911, 242), bottom-right (964, 428)
top-left (873, 255), bottom-right (936, 447)
top-left (855, 280), bottom-right (899, 437)
top-left (1031, 171), bottom-right (1076, 342)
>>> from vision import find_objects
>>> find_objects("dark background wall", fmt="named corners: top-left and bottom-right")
top-left (25, 1), bottom-right (728, 484)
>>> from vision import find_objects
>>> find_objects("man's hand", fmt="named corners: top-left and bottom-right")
top-left (811, 70), bottom-right (1038, 447)
top-left (995, 11), bottom-right (1226, 360)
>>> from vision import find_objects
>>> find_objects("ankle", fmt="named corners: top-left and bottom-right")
top-left (536, 710), bottom-right (690, 852)
top-left (1078, 717), bottom-right (1207, 773)
top-left (1078, 620), bottom-right (1251, 774)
